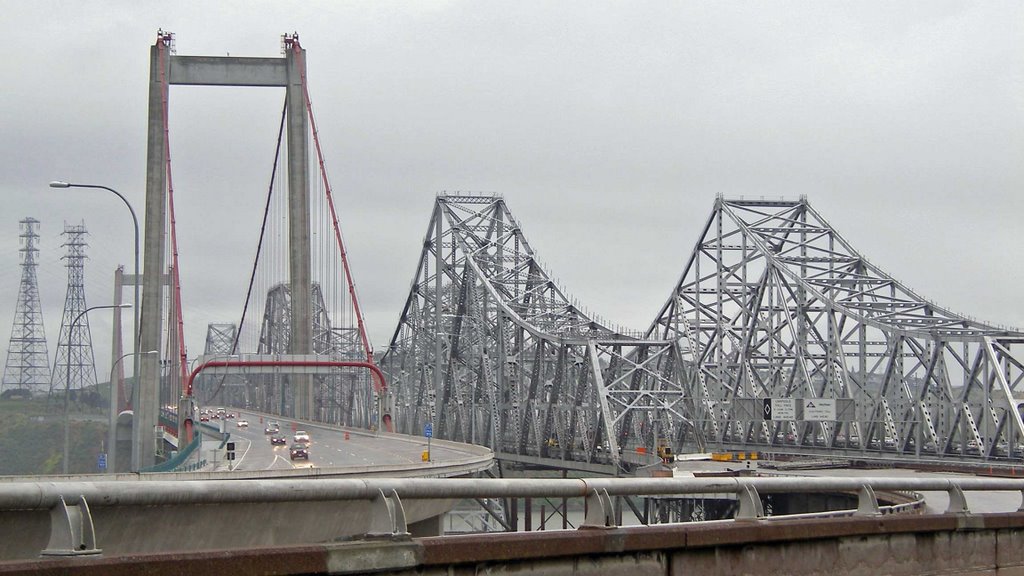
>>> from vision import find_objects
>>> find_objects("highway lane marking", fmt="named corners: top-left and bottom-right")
top-left (233, 437), bottom-right (253, 470)
top-left (267, 454), bottom-right (291, 470)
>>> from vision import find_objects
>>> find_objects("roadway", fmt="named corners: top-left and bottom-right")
top-left (202, 409), bottom-right (460, 473)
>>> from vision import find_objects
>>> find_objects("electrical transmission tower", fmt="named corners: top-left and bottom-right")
top-left (50, 222), bottom-right (99, 400)
top-left (2, 218), bottom-right (51, 397)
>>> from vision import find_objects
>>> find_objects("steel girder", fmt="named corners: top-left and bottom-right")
top-left (648, 197), bottom-right (1024, 462)
top-left (195, 323), bottom-right (242, 406)
top-left (382, 195), bottom-right (695, 473)
top-left (247, 283), bottom-right (371, 426)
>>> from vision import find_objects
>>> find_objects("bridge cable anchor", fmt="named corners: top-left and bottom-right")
top-left (40, 495), bottom-right (102, 557)
top-left (581, 488), bottom-right (616, 529)
top-left (855, 484), bottom-right (881, 516)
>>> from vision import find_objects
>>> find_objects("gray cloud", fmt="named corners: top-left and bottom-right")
top-left (0, 1), bottom-right (1021, 380)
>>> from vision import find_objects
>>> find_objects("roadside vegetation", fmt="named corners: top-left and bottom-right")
top-left (0, 394), bottom-right (109, 476)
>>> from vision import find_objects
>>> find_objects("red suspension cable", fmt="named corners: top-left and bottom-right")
top-left (292, 39), bottom-right (381, 394)
top-left (157, 35), bottom-right (189, 393)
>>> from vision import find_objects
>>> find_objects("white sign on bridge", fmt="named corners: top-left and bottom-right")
top-left (803, 399), bottom-right (837, 421)
top-left (762, 398), bottom-right (796, 421)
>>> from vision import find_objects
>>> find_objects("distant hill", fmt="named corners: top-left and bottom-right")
top-left (0, 398), bottom-right (107, 476)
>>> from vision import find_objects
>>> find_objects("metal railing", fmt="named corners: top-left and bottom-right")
top-left (6, 476), bottom-right (1021, 511)
top-left (6, 474), bottom-right (1024, 557)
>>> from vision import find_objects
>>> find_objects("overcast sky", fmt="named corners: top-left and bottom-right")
top-left (1, 1), bottom-right (1021, 383)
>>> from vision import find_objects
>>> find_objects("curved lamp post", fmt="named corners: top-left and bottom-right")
top-left (63, 303), bottom-right (132, 475)
top-left (48, 181), bottom-right (141, 404)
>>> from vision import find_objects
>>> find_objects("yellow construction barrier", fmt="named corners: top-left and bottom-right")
top-left (711, 451), bottom-right (759, 462)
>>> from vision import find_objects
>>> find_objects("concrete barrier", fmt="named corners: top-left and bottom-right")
top-left (4, 512), bottom-right (1024, 575)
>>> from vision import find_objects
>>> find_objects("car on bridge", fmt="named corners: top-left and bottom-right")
top-left (236, 419), bottom-right (249, 428)
top-left (270, 434), bottom-right (287, 446)
top-left (265, 421), bottom-right (280, 434)
top-left (289, 444), bottom-right (309, 460)
top-left (294, 430), bottom-right (310, 444)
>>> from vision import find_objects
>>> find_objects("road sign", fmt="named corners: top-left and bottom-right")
top-left (762, 398), bottom-right (796, 421)
top-left (803, 399), bottom-right (837, 421)
top-left (424, 423), bottom-right (433, 438)
top-left (97, 453), bottom-right (107, 471)
top-left (773, 398), bottom-right (796, 420)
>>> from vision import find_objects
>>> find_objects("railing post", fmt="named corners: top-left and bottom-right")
top-left (856, 484), bottom-right (881, 516)
top-left (40, 496), bottom-right (101, 557)
top-left (366, 489), bottom-right (409, 539)
top-left (946, 484), bottom-right (970, 514)
top-left (736, 484), bottom-right (764, 520)
top-left (581, 489), bottom-right (616, 528)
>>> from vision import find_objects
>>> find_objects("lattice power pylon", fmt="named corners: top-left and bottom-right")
top-left (648, 197), bottom-right (1024, 462)
top-left (50, 222), bottom-right (99, 398)
top-left (2, 218), bottom-right (51, 397)
top-left (382, 195), bottom-right (697, 474)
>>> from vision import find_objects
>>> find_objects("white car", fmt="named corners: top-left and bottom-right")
top-left (236, 419), bottom-right (249, 428)
top-left (293, 430), bottom-right (310, 443)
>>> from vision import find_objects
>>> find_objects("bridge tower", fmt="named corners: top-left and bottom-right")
top-left (1, 218), bottom-right (51, 397)
top-left (49, 222), bottom-right (99, 400)
top-left (138, 31), bottom-right (314, 468)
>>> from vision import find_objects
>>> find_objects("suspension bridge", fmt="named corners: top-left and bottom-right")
top-left (110, 32), bottom-right (1023, 477)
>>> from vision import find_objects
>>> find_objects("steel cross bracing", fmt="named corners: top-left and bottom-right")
top-left (647, 196), bottom-right (1024, 462)
top-left (244, 283), bottom-right (372, 427)
top-left (382, 195), bottom-right (698, 473)
top-left (195, 323), bottom-right (242, 406)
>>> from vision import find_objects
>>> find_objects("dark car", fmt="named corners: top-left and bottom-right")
top-left (270, 435), bottom-right (287, 446)
top-left (290, 444), bottom-right (309, 460)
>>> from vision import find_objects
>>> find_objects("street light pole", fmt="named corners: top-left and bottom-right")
top-left (107, 349), bottom-right (158, 474)
top-left (64, 303), bottom-right (132, 475)
top-left (49, 182), bottom-right (141, 412)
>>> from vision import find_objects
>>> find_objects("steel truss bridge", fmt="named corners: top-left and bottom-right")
top-left (380, 195), bottom-right (1024, 473)
top-left (196, 283), bottom-right (373, 428)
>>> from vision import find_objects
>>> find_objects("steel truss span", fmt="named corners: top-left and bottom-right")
top-left (384, 195), bottom-right (1024, 470)
top-left (246, 283), bottom-right (373, 427)
top-left (382, 195), bottom-right (696, 473)
top-left (649, 197), bottom-right (1024, 462)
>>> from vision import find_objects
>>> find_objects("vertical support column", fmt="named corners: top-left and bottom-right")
top-left (433, 206), bottom-right (443, 428)
top-left (286, 46), bottom-right (313, 421)
top-left (137, 42), bottom-right (169, 471)
top-left (108, 266), bottom-right (124, 473)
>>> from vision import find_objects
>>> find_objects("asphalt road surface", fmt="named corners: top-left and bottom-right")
top-left (204, 410), bottom-right (462, 472)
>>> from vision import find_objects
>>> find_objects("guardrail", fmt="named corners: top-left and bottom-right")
top-left (4, 475), bottom-right (1023, 558)
top-left (139, 433), bottom-right (203, 473)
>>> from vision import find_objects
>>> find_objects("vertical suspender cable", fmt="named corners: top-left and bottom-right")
top-left (292, 38), bottom-right (390, 430)
top-left (208, 101), bottom-right (288, 401)
top-left (295, 45), bottom-right (376, 375)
